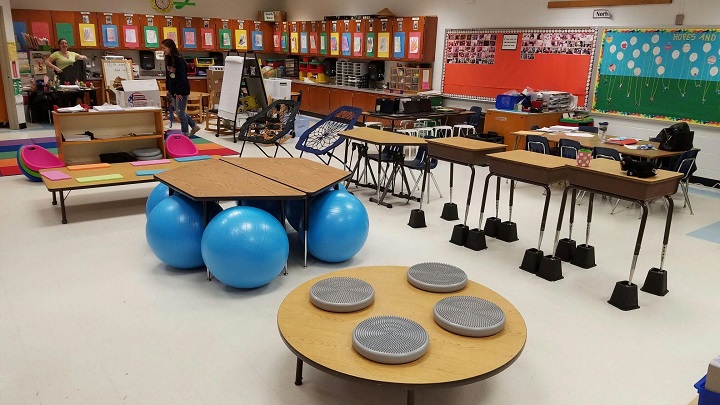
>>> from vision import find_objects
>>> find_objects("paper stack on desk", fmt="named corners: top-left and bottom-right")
top-left (56, 104), bottom-right (87, 113)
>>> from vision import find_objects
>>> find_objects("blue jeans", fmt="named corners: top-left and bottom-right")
top-left (173, 95), bottom-right (196, 135)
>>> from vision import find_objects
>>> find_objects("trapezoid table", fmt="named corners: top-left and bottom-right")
top-left (277, 265), bottom-right (526, 404)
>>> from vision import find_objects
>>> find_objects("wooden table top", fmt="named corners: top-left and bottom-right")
top-left (363, 110), bottom-right (472, 119)
top-left (277, 266), bottom-right (527, 389)
top-left (220, 157), bottom-right (351, 194)
top-left (487, 150), bottom-right (570, 169)
top-left (155, 159), bottom-right (304, 200)
top-left (340, 127), bottom-right (428, 146)
top-left (426, 137), bottom-right (507, 152)
top-left (570, 156), bottom-right (682, 184)
top-left (512, 130), bottom-right (684, 159)
top-left (40, 160), bottom-right (189, 192)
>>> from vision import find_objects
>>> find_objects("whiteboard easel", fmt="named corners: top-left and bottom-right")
top-left (101, 59), bottom-right (133, 103)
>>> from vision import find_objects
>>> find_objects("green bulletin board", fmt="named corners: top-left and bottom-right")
top-left (56, 23), bottom-right (75, 46)
top-left (593, 28), bottom-right (720, 127)
top-left (144, 26), bottom-right (159, 49)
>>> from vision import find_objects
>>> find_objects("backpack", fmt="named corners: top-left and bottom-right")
top-left (657, 122), bottom-right (694, 151)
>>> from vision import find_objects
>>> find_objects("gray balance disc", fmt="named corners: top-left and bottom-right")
top-left (433, 296), bottom-right (506, 337)
top-left (407, 262), bottom-right (468, 293)
top-left (309, 277), bottom-right (374, 313)
top-left (352, 316), bottom-right (429, 364)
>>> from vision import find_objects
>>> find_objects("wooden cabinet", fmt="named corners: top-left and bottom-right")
top-left (291, 83), bottom-right (311, 111)
top-left (119, 14), bottom-right (141, 49)
top-left (366, 18), bottom-right (393, 59)
top-left (53, 109), bottom-right (164, 164)
top-left (273, 21), bottom-right (290, 54)
top-left (329, 88), bottom-right (353, 112)
top-left (160, 16), bottom-right (180, 47)
top-left (97, 13), bottom-right (121, 49)
top-left (76, 12), bottom-right (101, 49)
top-left (388, 67), bottom-right (433, 93)
top-left (318, 21), bottom-right (329, 56)
top-left (288, 21), bottom-right (300, 54)
top-left (392, 16), bottom-right (437, 63)
top-left (139, 15), bottom-right (161, 50)
top-left (483, 109), bottom-right (564, 151)
top-left (178, 17), bottom-right (199, 51)
top-left (198, 18), bottom-right (216, 51)
top-left (307, 85), bottom-right (330, 115)
top-left (11, 9), bottom-right (30, 51)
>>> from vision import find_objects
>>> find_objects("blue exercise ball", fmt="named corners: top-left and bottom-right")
top-left (285, 184), bottom-right (341, 232)
top-left (237, 199), bottom-right (283, 222)
top-left (146, 183), bottom-right (170, 216)
top-left (201, 206), bottom-right (289, 288)
top-left (307, 189), bottom-right (369, 263)
top-left (146, 195), bottom-right (222, 269)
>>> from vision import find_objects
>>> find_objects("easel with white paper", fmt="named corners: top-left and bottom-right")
top-left (101, 59), bottom-right (133, 103)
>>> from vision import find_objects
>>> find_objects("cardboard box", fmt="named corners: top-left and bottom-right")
top-left (207, 68), bottom-right (224, 107)
top-left (117, 79), bottom-right (161, 108)
top-left (258, 11), bottom-right (287, 22)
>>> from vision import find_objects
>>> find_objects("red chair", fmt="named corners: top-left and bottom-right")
top-left (165, 135), bottom-right (199, 159)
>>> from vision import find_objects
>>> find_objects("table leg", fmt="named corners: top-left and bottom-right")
top-left (641, 196), bottom-right (674, 296)
top-left (204, 202), bottom-right (213, 281)
top-left (508, 180), bottom-right (515, 223)
top-left (440, 163), bottom-right (459, 221)
top-left (478, 173), bottom-right (494, 229)
top-left (628, 202), bottom-right (649, 285)
top-left (303, 197), bottom-right (309, 268)
top-left (608, 201), bottom-right (647, 311)
top-left (407, 389), bottom-right (415, 405)
top-left (294, 357), bottom-right (303, 386)
top-left (59, 190), bottom-right (68, 224)
top-left (371, 156), bottom-right (400, 208)
top-left (585, 193), bottom-right (594, 246)
top-left (494, 176), bottom-right (501, 219)
top-left (462, 166), bottom-right (475, 226)
top-left (537, 184), bottom-right (552, 250)
top-left (52, 191), bottom-right (57, 205)
top-left (280, 202), bottom-right (288, 275)
top-left (449, 163), bottom-right (454, 204)
top-left (551, 186), bottom-right (572, 253)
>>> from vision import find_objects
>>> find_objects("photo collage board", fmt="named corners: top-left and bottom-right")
top-left (444, 32), bottom-right (498, 65)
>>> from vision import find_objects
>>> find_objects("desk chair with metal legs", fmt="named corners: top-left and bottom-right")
top-left (403, 139), bottom-right (442, 203)
top-left (671, 149), bottom-right (699, 215)
top-left (526, 134), bottom-right (551, 154)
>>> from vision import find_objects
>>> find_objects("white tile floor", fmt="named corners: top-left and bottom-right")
top-left (1, 122), bottom-right (719, 404)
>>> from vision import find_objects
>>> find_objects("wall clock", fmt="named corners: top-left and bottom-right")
top-left (151, 0), bottom-right (174, 14)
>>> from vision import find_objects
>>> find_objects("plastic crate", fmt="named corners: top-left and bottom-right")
top-left (495, 94), bottom-right (524, 110)
top-left (695, 375), bottom-right (720, 405)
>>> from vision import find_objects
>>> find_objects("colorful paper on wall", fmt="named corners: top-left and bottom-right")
top-left (163, 27), bottom-right (178, 44)
top-left (341, 32), bottom-right (351, 56)
top-left (235, 30), bottom-right (248, 50)
top-left (353, 33), bottom-right (363, 56)
top-left (56, 23), bottom-right (75, 46)
top-left (365, 33), bottom-right (375, 57)
top-left (13, 22), bottom-right (28, 50)
top-left (330, 32), bottom-right (339, 56)
top-left (377, 32), bottom-right (390, 58)
top-left (281, 33), bottom-right (288, 52)
top-left (319, 32), bottom-right (328, 55)
top-left (31, 22), bottom-right (51, 42)
top-left (408, 32), bottom-right (421, 59)
top-left (218, 29), bottom-right (232, 49)
top-left (300, 32), bottom-right (308, 53)
top-left (79, 24), bottom-right (97, 47)
top-left (144, 26), bottom-right (159, 48)
top-left (393, 32), bottom-right (405, 59)
top-left (123, 26), bottom-right (139, 48)
top-left (200, 28), bottom-right (214, 49)
top-left (182, 28), bottom-right (196, 48)
top-left (309, 32), bottom-right (318, 53)
top-left (252, 31), bottom-right (264, 51)
top-left (290, 32), bottom-right (299, 53)
top-left (273, 34), bottom-right (281, 51)
top-left (102, 25), bottom-right (119, 47)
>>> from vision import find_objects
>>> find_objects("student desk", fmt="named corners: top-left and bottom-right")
top-left (361, 109), bottom-right (472, 131)
top-left (410, 137), bottom-right (506, 231)
top-left (553, 158), bottom-right (682, 311)
top-left (277, 266), bottom-right (526, 405)
top-left (40, 159), bottom-right (190, 224)
top-left (340, 127), bottom-right (427, 208)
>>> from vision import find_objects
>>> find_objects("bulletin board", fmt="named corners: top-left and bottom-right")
top-left (101, 59), bottom-right (133, 90)
top-left (593, 28), bottom-right (720, 127)
top-left (442, 28), bottom-right (597, 108)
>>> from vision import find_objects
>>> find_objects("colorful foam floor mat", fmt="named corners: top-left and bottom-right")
top-left (0, 135), bottom-right (237, 177)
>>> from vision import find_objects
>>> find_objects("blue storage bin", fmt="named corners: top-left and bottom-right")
top-left (495, 94), bottom-right (525, 110)
top-left (294, 115), bottom-right (311, 138)
top-left (695, 375), bottom-right (720, 405)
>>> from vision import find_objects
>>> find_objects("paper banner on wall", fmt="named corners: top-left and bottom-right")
top-left (281, 33), bottom-right (288, 52)
top-left (300, 32), bottom-right (308, 53)
top-left (31, 22), bottom-right (51, 42)
top-left (353, 33), bottom-right (363, 56)
top-left (218, 29), bottom-right (231, 49)
top-left (393, 32), bottom-right (405, 59)
top-left (366, 33), bottom-right (375, 57)
top-left (163, 27), bottom-right (178, 44)
top-left (319, 32), bottom-right (328, 55)
top-left (56, 23), bottom-right (75, 46)
top-left (408, 32), bottom-right (421, 59)
top-left (79, 24), bottom-right (97, 47)
top-left (377, 32), bottom-right (390, 58)
top-left (235, 30), bottom-right (248, 50)
top-left (200, 28), bottom-right (214, 49)
top-left (123, 26), bottom-right (139, 48)
top-left (182, 28), bottom-right (196, 48)
top-left (290, 32), bottom-right (299, 53)
top-left (341, 33), bottom-right (351, 56)
top-left (252, 31), bottom-right (264, 51)
top-left (331, 33), bottom-right (340, 55)
top-left (309, 33), bottom-right (318, 53)
top-left (13, 22), bottom-right (28, 50)
top-left (102, 25), bottom-right (119, 47)
top-left (144, 26), bottom-right (159, 48)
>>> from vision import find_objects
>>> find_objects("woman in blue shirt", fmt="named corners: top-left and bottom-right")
top-left (162, 38), bottom-right (200, 136)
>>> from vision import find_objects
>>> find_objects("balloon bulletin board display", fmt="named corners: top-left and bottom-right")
top-left (441, 28), bottom-right (597, 109)
top-left (593, 28), bottom-right (720, 127)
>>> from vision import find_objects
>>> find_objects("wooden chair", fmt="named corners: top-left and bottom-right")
top-left (186, 94), bottom-right (203, 124)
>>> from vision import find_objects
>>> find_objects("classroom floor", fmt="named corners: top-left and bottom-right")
top-left (1, 121), bottom-right (719, 405)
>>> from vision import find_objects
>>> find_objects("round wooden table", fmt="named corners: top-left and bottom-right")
top-left (277, 266), bottom-right (527, 404)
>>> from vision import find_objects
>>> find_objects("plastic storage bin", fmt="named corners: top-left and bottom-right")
top-left (294, 115), bottom-right (310, 138)
top-left (696, 375), bottom-right (720, 405)
top-left (495, 94), bottom-right (525, 110)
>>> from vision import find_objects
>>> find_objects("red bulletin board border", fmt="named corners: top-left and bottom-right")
top-left (441, 28), bottom-right (597, 109)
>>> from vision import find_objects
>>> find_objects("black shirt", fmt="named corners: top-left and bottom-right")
top-left (165, 55), bottom-right (190, 96)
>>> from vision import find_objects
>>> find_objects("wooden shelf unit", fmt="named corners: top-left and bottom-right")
top-left (53, 108), bottom-right (164, 165)
top-left (388, 67), bottom-right (433, 93)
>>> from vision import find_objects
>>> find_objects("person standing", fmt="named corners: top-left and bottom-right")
top-left (161, 38), bottom-right (200, 136)
top-left (45, 38), bottom-right (87, 78)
